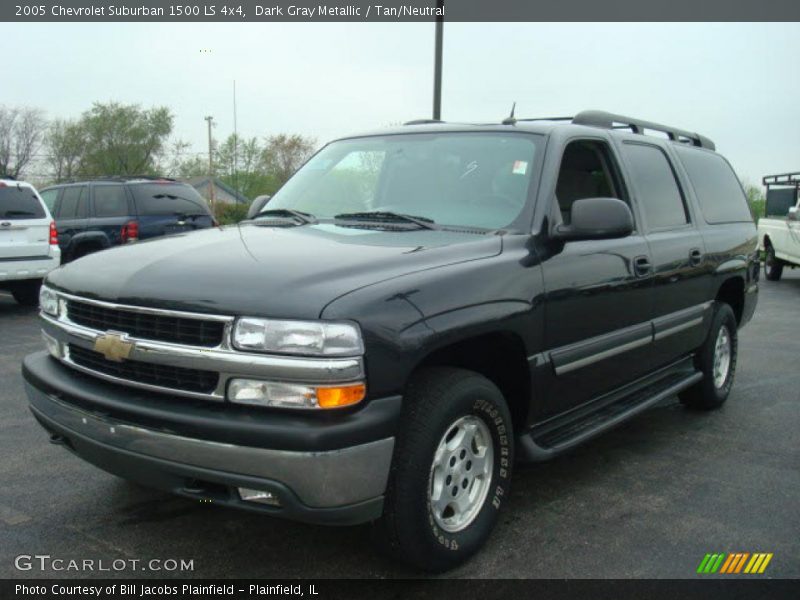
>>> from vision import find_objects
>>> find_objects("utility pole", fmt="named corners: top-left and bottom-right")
top-left (204, 115), bottom-right (216, 212)
top-left (432, 0), bottom-right (444, 120)
top-left (233, 80), bottom-right (238, 202)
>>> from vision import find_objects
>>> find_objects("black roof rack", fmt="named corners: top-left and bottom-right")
top-left (762, 172), bottom-right (800, 188)
top-left (95, 175), bottom-right (177, 182)
top-left (403, 119), bottom-right (444, 126)
top-left (503, 116), bottom-right (574, 125)
top-left (0, 174), bottom-right (17, 180)
top-left (572, 110), bottom-right (715, 151)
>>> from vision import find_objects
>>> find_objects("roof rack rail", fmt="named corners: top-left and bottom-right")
top-left (403, 119), bottom-right (444, 126)
top-left (762, 172), bottom-right (800, 188)
top-left (572, 110), bottom-right (716, 151)
top-left (92, 175), bottom-right (177, 182)
top-left (513, 116), bottom-right (574, 123)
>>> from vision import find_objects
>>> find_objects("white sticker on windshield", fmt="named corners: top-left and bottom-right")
top-left (512, 160), bottom-right (528, 175)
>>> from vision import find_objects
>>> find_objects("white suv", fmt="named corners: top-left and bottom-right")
top-left (0, 178), bottom-right (61, 305)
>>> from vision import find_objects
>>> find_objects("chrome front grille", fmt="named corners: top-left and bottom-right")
top-left (39, 289), bottom-right (366, 402)
top-left (67, 299), bottom-right (225, 347)
top-left (68, 344), bottom-right (219, 394)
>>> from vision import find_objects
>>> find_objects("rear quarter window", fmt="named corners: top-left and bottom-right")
top-left (675, 147), bottom-right (752, 224)
top-left (39, 188), bottom-right (59, 212)
top-left (129, 184), bottom-right (211, 216)
top-left (0, 186), bottom-right (46, 220)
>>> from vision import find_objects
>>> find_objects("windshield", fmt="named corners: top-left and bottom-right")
top-left (266, 132), bottom-right (541, 230)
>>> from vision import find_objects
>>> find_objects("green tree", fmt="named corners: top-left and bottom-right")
top-left (0, 106), bottom-right (47, 178)
top-left (215, 134), bottom-right (276, 200)
top-left (164, 139), bottom-right (207, 178)
top-left (263, 134), bottom-right (316, 186)
top-left (47, 119), bottom-right (86, 182)
top-left (741, 179), bottom-right (765, 222)
top-left (76, 102), bottom-right (174, 177)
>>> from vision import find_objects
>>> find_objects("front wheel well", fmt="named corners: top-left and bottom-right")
top-left (715, 276), bottom-right (745, 325)
top-left (412, 332), bottom-right (531, 431)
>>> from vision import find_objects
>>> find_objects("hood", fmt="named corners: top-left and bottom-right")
top-left (46, 223), bottom-right (502, 319)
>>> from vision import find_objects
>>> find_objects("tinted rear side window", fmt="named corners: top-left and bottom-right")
top-left (93, 185), bottom-right (130, 217)
top-left (39, 188), bottom-right (59, 212)
top-left (0, 186), bottom-right (46, 220)
top-left (675, 147), bottom-right (752, 224)
top-left (621, 143), bottom-right (688, 229)
top-left (130, 184), bottom-right (211, 216)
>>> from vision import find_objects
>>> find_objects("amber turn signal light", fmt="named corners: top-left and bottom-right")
top-left (316, 384), bottom-right (366, 408)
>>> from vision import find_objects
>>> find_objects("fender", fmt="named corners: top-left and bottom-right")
top-left (321, 236), bottom-right (545, 401)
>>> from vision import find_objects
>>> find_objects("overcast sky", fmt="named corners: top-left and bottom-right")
top-left (1, 22), bottom-right (798, 185)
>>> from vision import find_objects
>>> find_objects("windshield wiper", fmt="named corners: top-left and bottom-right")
top-left (334, 211), bottom-right (438, 230)
top-left (172, 212), bottom-right (209, 219)
top-left (255, 208), bottom-right (317, 225)
top-left (1, 210), bottom-right (37, 217)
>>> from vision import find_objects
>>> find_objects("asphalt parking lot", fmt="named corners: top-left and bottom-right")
top-left (0, 274), bottom-right (798, 579)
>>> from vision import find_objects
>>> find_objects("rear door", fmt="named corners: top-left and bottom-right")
top-left (0, 184), bottom-right (50, 259)
top-left (53, 185), bottom-right (89, 251)
top-left (617, 141), bottom-right (710, 369)
top-left (129, 183), bottom-right (214, 240)
top-left (90, 184), bottom-right (132, 245)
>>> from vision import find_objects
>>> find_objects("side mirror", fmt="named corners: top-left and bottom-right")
top-left (553, 197), bottom-right (634, 241)
top-left (247, 195), bottom-right (272, 220)
top-left (788, 206), bottom-right (798, 221)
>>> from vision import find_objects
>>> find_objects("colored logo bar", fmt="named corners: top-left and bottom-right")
top-left (697, 553), bottom-right (773, 574)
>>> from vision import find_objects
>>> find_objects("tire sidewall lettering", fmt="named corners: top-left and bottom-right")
top-left (424, 396), bottom-right (512, 551)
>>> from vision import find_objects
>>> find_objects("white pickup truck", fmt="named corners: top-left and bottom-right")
top-left (758, 172), bottom-right (800, 281)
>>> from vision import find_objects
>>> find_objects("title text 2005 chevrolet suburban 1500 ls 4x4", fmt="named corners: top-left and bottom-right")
top-left (23, 111), bottom-right (759, 571)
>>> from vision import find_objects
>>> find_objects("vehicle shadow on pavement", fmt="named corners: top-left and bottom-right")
top-left (79, 396), bottom-right (709, 579)
top-left (0, 294), bottom-right (38, 317)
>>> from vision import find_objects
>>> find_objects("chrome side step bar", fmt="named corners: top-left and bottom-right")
top-left (517, 369), bottom-right (702, 462)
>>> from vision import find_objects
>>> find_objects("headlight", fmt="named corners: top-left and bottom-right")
top-left (232, 318), bottom-right (364, 356)
top-left (228, 379), bottom-right (366, 409)
top-left (39, 286), bottom-right (59, 316)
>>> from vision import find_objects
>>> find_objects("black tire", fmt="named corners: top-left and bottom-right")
top-left (375, 367), bottom-right (514, 572)
top-left (679, 303), bottom-right (738, 410)
top-left (764, 244), bottom-right (783, 281)
top-left (67, 243), bottom-right (102, 263)
top-left (11, 280), bottom-right (41, 306)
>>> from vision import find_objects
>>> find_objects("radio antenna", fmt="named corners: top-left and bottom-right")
top-left (502, 102), bottom-right (517, 125)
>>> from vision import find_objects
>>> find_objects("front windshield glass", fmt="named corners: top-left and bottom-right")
top-left (266, 132), bottom-right (541, 230)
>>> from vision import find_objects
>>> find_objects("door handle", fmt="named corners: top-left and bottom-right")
top-left (689, 248), bottom-right (703, 266)
top-left (633, 255), bottom-right (652, 277)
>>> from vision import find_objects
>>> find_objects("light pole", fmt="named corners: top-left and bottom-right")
top-left (204, 115), bottom-right (216, 211)
top-left (433, 0), bottom-right (444, 120)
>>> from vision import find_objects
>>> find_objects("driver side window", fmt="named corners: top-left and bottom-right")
top-left (556, 140), bottom-right (628, 225)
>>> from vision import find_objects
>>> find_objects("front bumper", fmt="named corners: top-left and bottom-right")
top-left (23, 352), bottom-right (400, 525)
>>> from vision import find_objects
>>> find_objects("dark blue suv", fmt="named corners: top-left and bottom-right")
top-left (39, 177), bottom-right (216, 262)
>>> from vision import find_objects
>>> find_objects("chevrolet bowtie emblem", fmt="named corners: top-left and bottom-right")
top-left (93, 332), bottom-right (134, 362)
